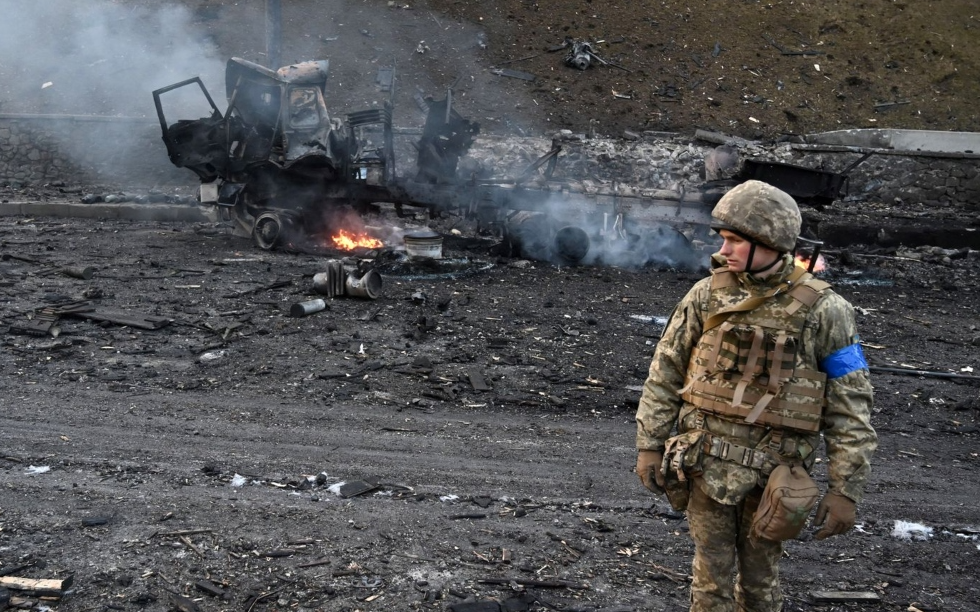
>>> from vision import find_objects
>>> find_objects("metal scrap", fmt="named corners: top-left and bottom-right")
top-left (562, 38), bottom-right (631, 72)
top-left (490, 68), bottom-right (536, 81)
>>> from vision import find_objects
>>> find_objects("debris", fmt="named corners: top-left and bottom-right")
top-left (810, 591), bottom-right (881, 603)
top-left (874, 100), bottom-right (911, 111)
top-left (289, 299), bottom-right (327, 318)
top-left (565, 40), bottom-right (595, 70)
top-left (168, 592), bottom-right (201, 612)
top-left (180, 535), bottom-right (206, 558)
top-left (61, 266), bottom-right (95, 280)
top-left (149, 528), bottom-right (213, 539)
top-left (869, 366), bottom-right (980, 382)
top-left (892, 521), bottom-right (933, 541)
top-left (732, 153), bottom-right (873, 207)
top-left (199, 350), bottom-right (226, 363)
top-left (468, 368), bottom-right (491, 391)
top-left (222, 279), bottom-right (292, 299)
top-left (0, 563), bottom-right (38, 579)
top-left (490, 68), bottom-right (536, 81)
top-left (562, 38), bottom-right (631, 72)
top-left (345, 270), bottom-right (383, 299)
top-left (53, 301), bottom-right (172, 330)
top-left (477, 577), bottom-right (589, 590)
top-left (193, 579), bottom-right (226, 598)
top-left (471, 496), bottom-right (493, 508)
top-left (8, 307), bottom-right (61, 337)
top-left (376, 67), bottom-right (394, 92)
top-left (259, 549), bottom-right (299, 558)
top-left (450, 513), bottom-right (487, 520)
top-left (312, 261), bottom-right (347, 297)
top-left (339, 477), bottom-right (381, 498)
top-left (0, 575), bottom-right (74, 598)
top-left (296, 558), bottom-right (333, 569)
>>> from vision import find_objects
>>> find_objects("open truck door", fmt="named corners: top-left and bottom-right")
top-left (152, 77), bottom-right (231, 184)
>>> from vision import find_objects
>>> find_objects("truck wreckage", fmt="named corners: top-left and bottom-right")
top-left (152, 58), bottom-right (853, 268)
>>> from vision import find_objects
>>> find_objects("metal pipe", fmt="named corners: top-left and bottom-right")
top-left (289, 299), bottom-right (326, 318)
top-left (266, 0), bottom-right (282, 69)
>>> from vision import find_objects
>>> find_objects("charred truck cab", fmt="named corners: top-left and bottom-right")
top-left (153, 57), bottom-right (397, 248)
top-left (154, 57), bottom-right (717, 268)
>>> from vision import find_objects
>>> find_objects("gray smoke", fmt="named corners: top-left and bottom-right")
top-left (0, 0), bottom-right (225, 117)
top-left (504, 191), bottom-right (706, 271)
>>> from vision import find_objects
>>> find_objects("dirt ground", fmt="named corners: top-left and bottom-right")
top-left (3, 0), bottom-right (979, 140)
top-left (2, 1), bottom-right (980, 611)
top-left (0, 209), bottom-right (978, 611)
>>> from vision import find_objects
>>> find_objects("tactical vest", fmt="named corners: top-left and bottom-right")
top-left (679, 265), bottom-right (831, 434)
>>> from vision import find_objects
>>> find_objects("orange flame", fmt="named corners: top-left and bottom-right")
top-left (795, 254), bottom-right (827, 273)
top-left (331, 229), bottom-right (383, 251)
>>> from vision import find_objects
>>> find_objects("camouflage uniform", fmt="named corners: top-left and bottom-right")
top-left (636, 253), bottom-right (877, 612)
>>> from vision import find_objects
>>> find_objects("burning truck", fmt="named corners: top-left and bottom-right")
top-left (152, 57), bottom-right (844, 269)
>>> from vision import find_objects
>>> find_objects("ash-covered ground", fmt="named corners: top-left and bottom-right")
top-left (1, 1), bottom-right (980, 611)
top-left (1, 207), bottom-right (978, 611)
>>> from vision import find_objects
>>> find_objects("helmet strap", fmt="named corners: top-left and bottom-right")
top-left (745, 242), bottom-right (783, 275)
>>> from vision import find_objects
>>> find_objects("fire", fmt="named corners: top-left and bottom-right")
top-left (795, 254), bottom-right (827, 273)
top-left (331, 229), bottom-right (383, 251)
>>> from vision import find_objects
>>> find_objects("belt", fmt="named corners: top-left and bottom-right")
top-left (702, 433), bottom-right (777, 472)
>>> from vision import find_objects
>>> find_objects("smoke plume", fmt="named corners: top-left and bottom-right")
top-left (0, 0), bottom-right (225, 117)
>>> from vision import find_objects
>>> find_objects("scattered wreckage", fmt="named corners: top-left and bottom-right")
top-left (151, 57), bottom-right (707, 267)
top-left (152, 57), bottom-right (862, 268)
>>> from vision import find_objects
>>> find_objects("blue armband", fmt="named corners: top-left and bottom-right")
top-left (819, 343), bottom-right (869, 379)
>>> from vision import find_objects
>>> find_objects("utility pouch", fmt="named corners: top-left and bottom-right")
top-left (660, 430), bottom-right (707, 511)
top-left (714, 324), bottom-right (760, 374)
top-left (662, 470), bottom-right (691, 512)
top-left (751, 464), bottom-right (819, 542)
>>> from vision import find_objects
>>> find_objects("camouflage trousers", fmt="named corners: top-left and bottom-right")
top-left (687, 481), bottom-right (783, 612)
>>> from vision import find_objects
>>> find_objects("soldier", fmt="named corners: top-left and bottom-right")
top-left (635, 180), bottom-right (877, 612)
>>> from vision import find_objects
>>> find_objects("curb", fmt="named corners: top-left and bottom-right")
top-left (0, 200), bottom-right (215, 223)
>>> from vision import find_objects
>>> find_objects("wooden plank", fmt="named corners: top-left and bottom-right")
top-left (0, 575), bottom-right (74, 597)
top-left (810, 590), bottom-right (881, 603)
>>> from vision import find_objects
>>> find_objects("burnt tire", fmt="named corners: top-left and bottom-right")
top-left (252, 212), bottom-right (284, 250)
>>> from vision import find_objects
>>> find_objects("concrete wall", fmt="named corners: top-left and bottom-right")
top-left (0, 114), bottom-right (193, 187)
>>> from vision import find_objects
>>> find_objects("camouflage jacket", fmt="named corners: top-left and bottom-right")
top-left (636, 254), bottom-right (877, 505)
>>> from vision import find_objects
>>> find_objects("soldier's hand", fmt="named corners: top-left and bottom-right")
top-left (814, 492), bottom-right (857, 540)
top-left (636, 450), bottom-right (666, 493)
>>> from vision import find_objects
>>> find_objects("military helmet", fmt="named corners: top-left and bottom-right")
top-left (711, 180), bottom-right (802, 252)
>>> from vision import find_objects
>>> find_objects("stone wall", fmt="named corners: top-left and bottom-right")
top-left (0, 114), bottom-right (192, 187)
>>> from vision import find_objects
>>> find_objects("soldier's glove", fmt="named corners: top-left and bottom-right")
top-left (636, 450), bottom-right (665, 493)
top-left (813, 492), bottom-right (857, 540)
